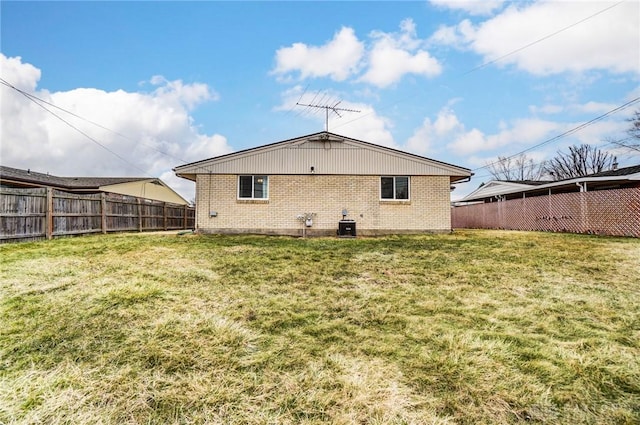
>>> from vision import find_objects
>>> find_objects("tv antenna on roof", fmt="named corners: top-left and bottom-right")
top-left (296, 99), bottom-right (360, 132)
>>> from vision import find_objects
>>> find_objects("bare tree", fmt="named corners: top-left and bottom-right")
top-left (627, 109), bottom-right (640, 141)
top-left (487, 153), bottom-right (546, 181)
top-left (543, 144), bottom-right (616, 180)
top-left (609, 110), bottom-right (640, 153)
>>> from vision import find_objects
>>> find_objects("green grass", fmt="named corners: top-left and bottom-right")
top-left (1, 230), bottom-right (638, 424)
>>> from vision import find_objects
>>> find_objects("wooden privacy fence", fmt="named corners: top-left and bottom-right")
top-left (1, 187), bottom-right (195, 243)
top-left (451, 187), bottom-right (640, 238)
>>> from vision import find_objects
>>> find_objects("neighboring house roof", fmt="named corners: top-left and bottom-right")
top-left (0, 165), bottom-right (189, 205)
top-left (0, 166), bottom-right (149, 189)
top-left (459, 164), bottom-right (640, 203)
top-left (460, 180), bottom-right (547, 202)
top-left (174, 131), bottom-right (472, 183)
top-left (500, 180), bottom-right (549, 186)
top-left (587, 164), bottom-right (640, 178)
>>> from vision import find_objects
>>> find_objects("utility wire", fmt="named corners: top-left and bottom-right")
top-left (331, 0), bottom-right (625, 137)
top-left (2, 1), bottom-right (629, 174)
top-left (0, 78), bottom-right (189, 164)
top-left (470, 135), bottom-right (639, 182)
top-left (607, 135), bottom-right (640, 152)
top-left (462, 1), bottom-right (625, 75)
top-left (1, 78), bottom-right (154, 177)
top-left (473, 97), bottom-right (640, 172)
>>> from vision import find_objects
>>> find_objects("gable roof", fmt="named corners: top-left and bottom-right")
top-left (460, 180), bottom-right (546, 202)
top-left (0, 165), bottom-right (189, 205)
top-left (174, 131), bottom-right (472, 183)
top-left (586, 164), bottom-right (640, 178)
top-left (460, 164), bottom-right (640, 203)
top-left (0, 166), bottom-right (151, 190)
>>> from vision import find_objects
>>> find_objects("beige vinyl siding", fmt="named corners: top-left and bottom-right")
top-left (195, 145), bottom-right (457, 175)
top-left (101, 181), bottom-right (189, 205)
top-left (176, 136), bottom-right (471, 180)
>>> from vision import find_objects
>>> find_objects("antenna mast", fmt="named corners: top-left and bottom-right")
top-left (296, 100), bottom-right (360, 132)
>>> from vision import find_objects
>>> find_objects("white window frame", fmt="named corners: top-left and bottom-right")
top-left (237, 175), bottom-right (269, 200)
top-left (380, 176), bottom-right (410, 201)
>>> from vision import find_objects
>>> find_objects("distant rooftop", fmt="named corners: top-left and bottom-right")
top-left (584, 164), bottom-right (640, 178)
top-left (459, 163), bottom-right (640, 203)
top-left (0, 165), bottom-right (152, 190)
top-left (500, 180), bottom-right (549, 186)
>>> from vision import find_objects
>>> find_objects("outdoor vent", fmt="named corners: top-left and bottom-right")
top-left (337, 220), bottom-right (356, 237)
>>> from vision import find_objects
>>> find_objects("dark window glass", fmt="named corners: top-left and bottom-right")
top-left (381, 176), bottom-right (409, 200)
top-left (395, 177), bottom-right (409, 199)
top-left (239, 175), bottom-right (268, 199)
top-left (381, 177), bottom-right (394, 199)
top-left (254, 176), bottom-right (267, 198)
top-left (239, 176), bottom-right (253, 198)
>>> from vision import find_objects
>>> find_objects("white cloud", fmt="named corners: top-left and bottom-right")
top-left (429, 20), bottom-right (475, 48)
top-left (572, 101), bottom-right (619, 115)
top-left (0, 54), bottom-right (232, 201)
top-left (449, 118), bottom-right (563, 155)
top-left (433, 107), bottom-right (462, 134)
top-left (429, 0), bottom-right (504, 16)
top-left (449, 128), bottom-right (488, 155)
top-left (0, 55), bottom-right (41, 91)
top-left (529, 100), bottom-right (622, 116)
top-left (273, 19), bottom-right (442, 88)
top-left (431, 1), bottom-right (640, 75)
top-left (329, 103), bottom-right (397, 148)
top-left (285, 92), bottom-right (633, 170)
top-left (447, 115), bottom-right (630, 158)
top-left (148, 75), bottom-right (220, 110)
top-left (360, 19), bottom-right (442, 88)
top-left (405, 106), bottom-right (463, 155)
top-left (272, 27), bottom-right (364, 81)
top-left (529, 104), bottom-right (565, 115)
top-left (274, 87), bottom-right (396, 147)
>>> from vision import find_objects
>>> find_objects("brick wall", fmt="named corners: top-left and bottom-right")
top-left (451, 187), bottom-right (640, 237)
top-left (195, 174), bottom-right (452, 236)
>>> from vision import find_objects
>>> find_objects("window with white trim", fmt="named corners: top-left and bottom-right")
top-left (381, 176), bottom-right (409, 200)
top-left (238, 175), bottom-right (268, 199)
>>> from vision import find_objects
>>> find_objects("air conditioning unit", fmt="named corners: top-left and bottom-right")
top-left (338, 220), bottom-right (356, 237)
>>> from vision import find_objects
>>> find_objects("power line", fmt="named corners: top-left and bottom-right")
top-left (0, 77), bottom-right (189, 165)
top-left (470, 135), bottom-right (638, 182)
top-left (473, 97), bottom-right (640, 173)
top-left (607, 135), bottom-right (640, 152)
top-left (462, 1), bottom-right (625, 75)
top-left (331, 0), bottom-right (625, 135)
top-left (1, 78), bottom-right (153, 177)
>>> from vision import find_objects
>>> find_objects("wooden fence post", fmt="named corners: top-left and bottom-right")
top-left (163, 202), bottom-right (168, 231)
top-left (101, 193), bottom-right (107, 234)
top-left (183, 205), bottom-right (188, 229)
top-left (137, 198), bottom-right (143, 232)
top-left (45, 187), bottom-right (53, 240)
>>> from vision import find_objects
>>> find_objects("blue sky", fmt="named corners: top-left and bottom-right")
top-left (1, 1), bottom-right (639, 201)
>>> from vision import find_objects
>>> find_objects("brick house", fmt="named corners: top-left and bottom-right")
top-left (174, 131), bottom-right (471, 236)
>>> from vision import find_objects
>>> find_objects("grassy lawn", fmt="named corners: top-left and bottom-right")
top-left (0, 230), bottom-right (638, 424)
